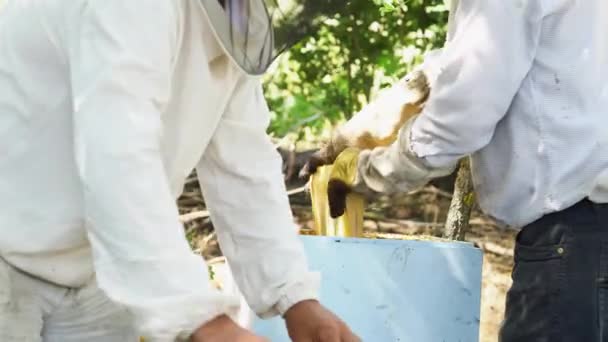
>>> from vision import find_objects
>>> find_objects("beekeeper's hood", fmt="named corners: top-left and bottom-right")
top-left (199, 0), bottom-right (343, 76)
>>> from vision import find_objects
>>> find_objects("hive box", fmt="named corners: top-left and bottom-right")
top-left (211, 235), bottom-right (483, 342)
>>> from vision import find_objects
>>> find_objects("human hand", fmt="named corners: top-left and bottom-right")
top-left (284, 300), bottom-right (361, 342)
top-left (191, 314), bottom-right (269, 342)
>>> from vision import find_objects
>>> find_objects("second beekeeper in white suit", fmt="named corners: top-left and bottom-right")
top-left (0, 0), bottom-right (359, 341)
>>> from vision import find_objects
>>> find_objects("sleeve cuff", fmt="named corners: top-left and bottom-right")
top-left (275, 275), bottom-right (321, 316)
top-left (256, 271), bottom-right (322, 319)
top-left (93, 254), bottom-right (244, 342)
top-left (354, 115), bottom-right (457, 195)
top-left (137, 290), bottom-right (243, 342)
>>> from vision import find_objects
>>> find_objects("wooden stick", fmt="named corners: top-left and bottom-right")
top-left (179, 210), bottom-right (210, 223)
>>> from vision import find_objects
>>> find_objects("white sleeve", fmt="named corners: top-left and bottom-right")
top-left (68, 2), bottom-right (240, 341)
top-left (354, 0), bottom-right (544, 193)
top-left (408, 0), bottom-right (544, 167)
top-left (196, 76), bottom-right (321, 319)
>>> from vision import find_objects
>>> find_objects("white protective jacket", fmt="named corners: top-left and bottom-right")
top-left (0, 0), bottom-right (319, 340)
top-left (357, 0), bottom-right (608, 228)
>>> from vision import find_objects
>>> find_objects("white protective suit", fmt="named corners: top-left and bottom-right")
top-left (0, 0), bottom-right (319, 340)
top-left (356, 0), bottom-right (608, 228)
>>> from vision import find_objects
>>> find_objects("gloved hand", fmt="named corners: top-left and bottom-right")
top-left (298, 64), bottom-right (434, 181)
top-left (284, 299), bottom-right (361, 342)
top-left (326, 147), bottom-right (367, 219)
top-left (326, 117), bottom-right (459, 219)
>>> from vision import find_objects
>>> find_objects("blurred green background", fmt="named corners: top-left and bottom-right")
top-left (263, 0), bottom-right (448, 144)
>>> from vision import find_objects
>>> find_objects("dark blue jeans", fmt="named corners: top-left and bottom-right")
top-left (499, 199), bottom-right (608, 342)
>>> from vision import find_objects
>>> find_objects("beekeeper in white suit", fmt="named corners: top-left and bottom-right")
top-left (0, 0), bottom-right (359, 341)
top-left (325, 0), bottom-right (608, 341)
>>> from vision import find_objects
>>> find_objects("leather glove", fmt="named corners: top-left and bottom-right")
top-left (326, 147), bottom-right (368, 218)
top-left (327, 117), bottom-right (458, 218)
top-left (298, 66), bottom-right (432, 181)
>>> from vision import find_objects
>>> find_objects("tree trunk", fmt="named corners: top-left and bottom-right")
top-left (443, 158), bottom-right (475, 241)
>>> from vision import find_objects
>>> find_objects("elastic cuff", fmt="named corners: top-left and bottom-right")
top-left (276, 283), bottom-right (320, 317)
top-left (402, 116), bottom-right (456, 173)
top-left (136, 291), bottom-right (242, 342)
top-left (264, 271), bottom-right (321, 317)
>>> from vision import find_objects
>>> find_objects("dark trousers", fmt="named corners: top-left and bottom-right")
top-left (499, 199), bottom-right (608, 342)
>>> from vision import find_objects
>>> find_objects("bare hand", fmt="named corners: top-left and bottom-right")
top-left (191, 314), bottom-right (269, 342)
top-left (284, 300), bottom-right (361, 342)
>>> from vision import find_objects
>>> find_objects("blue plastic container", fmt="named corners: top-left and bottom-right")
top-left (252, 235), bottom-right (483, 342)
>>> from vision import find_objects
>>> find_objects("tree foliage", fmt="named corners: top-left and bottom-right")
top-left (263, 0), bottom-right (449, 139)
